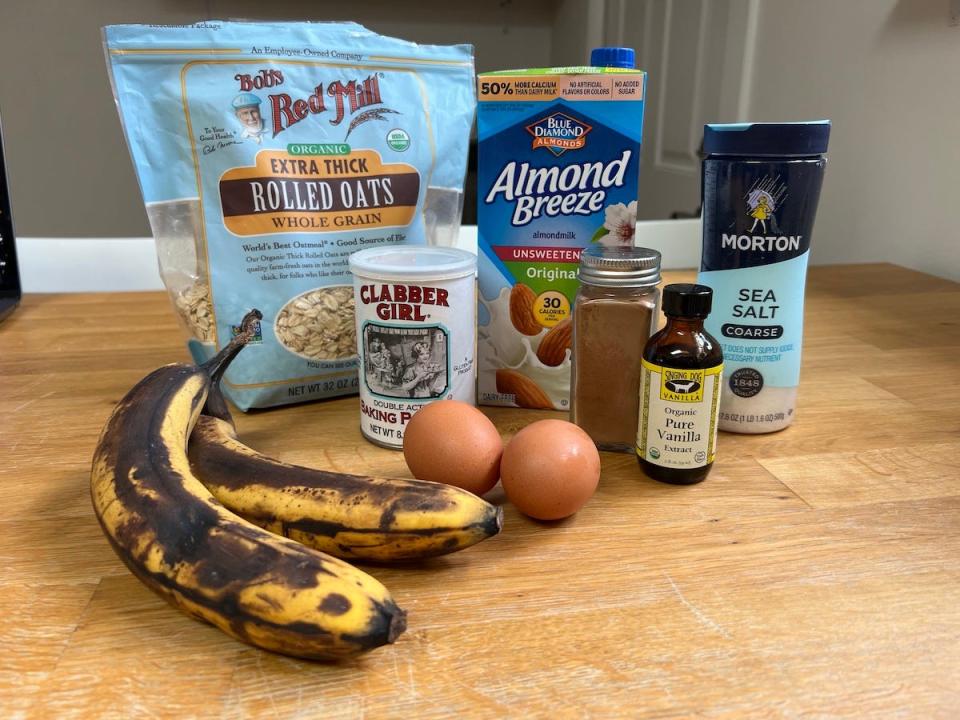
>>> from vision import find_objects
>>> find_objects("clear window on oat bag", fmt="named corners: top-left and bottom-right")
top-left (104, 21), bottom-right (475, 409)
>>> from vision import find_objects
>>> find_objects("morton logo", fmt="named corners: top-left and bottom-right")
top-left (526, 112), bottom-right (592, 156)
top-left (721, 175), bottom-right (802, 252)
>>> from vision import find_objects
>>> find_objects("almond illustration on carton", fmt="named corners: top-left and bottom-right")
top-left (536, 317), bottom-right (572, 367)
top-left (496, 369), bottom-right (554, 410)
top-left (509, 284), bottom-right (541, 336)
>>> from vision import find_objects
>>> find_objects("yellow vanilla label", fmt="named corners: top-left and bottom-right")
top-left (637, 359), bottom-right (723, 469)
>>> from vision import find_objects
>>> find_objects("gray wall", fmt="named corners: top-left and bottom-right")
top-left (746, 0), bottom-right (960, 280)
top-left (1, 0), bottom-right (560, 237)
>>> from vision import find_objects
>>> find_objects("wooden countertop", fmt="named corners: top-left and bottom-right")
top-left (3, 264), bottom-right (959, 718)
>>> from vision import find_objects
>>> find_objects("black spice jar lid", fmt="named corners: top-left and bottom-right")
top-left (662, 283), bottom-right (712, 318)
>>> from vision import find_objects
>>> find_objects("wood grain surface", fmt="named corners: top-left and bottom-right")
top-left (1, 264), bottom-right (959, 719)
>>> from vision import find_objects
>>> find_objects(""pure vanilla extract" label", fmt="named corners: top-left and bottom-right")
top-left (637, 360), bottom-right (722, 469)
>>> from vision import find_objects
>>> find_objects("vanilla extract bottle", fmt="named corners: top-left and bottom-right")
top-left (636, 284), bottom-right (723, 485)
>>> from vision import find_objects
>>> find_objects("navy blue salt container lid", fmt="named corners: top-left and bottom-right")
top-left (704, 121), bottom-right (831, 158)
top-left (590, 47), bottom-right (635, 69)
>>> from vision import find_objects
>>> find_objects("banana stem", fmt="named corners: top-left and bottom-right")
top-left (202, 385), bottom-right (235, 425)
top-left (200, 309), bottom-right (263, 385)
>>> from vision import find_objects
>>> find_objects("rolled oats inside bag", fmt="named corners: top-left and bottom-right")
top-left (105, 21), bottom-right (475, 409)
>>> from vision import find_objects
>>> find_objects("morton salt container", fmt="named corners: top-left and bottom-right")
top-left (696, 121), bottom-right (830, 434)
top-left (350, 246), bottom-right (477, 448)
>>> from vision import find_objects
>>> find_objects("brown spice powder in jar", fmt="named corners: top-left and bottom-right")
top-left (570, 247), bottom-right (661, 453)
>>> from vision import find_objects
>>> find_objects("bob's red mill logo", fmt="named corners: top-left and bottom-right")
top-left (220, 71), bottom-right (418, 237)
top-left (234, 69), bottom-right (385, 137)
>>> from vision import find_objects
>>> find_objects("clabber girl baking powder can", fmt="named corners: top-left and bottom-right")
top-left (350, 246), bottom-right (477, 448)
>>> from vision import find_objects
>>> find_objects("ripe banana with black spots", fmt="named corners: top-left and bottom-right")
top-left (188, 406), bottom-right (503, 562)
top-left (90, 312), bottom-right (406, 660)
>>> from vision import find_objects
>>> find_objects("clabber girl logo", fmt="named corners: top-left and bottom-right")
top-left (745, 176), bottom-right (787, 234)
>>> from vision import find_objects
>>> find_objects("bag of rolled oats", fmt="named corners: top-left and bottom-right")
top-left (105, 21), bottom-right (475, 409)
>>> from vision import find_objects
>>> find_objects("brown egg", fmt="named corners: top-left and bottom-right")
top-left (402, 400), bottom-right (503, 495)
top-left (500, 419), bottom-right (600, 520)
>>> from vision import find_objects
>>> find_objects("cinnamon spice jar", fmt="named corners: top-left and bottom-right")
top-left (570, 247), bottom-right (661, 452)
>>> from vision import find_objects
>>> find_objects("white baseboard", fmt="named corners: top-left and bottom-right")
top-left (18, 237), bottom-right (164, 293)
top-left (17, 220), bottom-right (701, 293)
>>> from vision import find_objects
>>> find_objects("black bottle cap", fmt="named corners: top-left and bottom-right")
top-left (662, 283), bottom-right (712, 318)
top-left (704, 121), bottom-right (831, 157)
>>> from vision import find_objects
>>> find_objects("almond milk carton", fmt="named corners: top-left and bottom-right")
top-left (476, 67), bottom-right (646, 409)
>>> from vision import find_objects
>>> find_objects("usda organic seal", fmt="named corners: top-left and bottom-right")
top-left (386, 128), bottom-right (411, 152)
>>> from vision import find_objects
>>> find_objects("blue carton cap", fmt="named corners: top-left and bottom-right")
top-left (704, 121), bottom-right (831, 157)
top-left (590, 47), bottom-right (635, 69)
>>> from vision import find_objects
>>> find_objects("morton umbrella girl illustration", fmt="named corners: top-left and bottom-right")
top-left (748, 191), bottom-right (775, 233)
